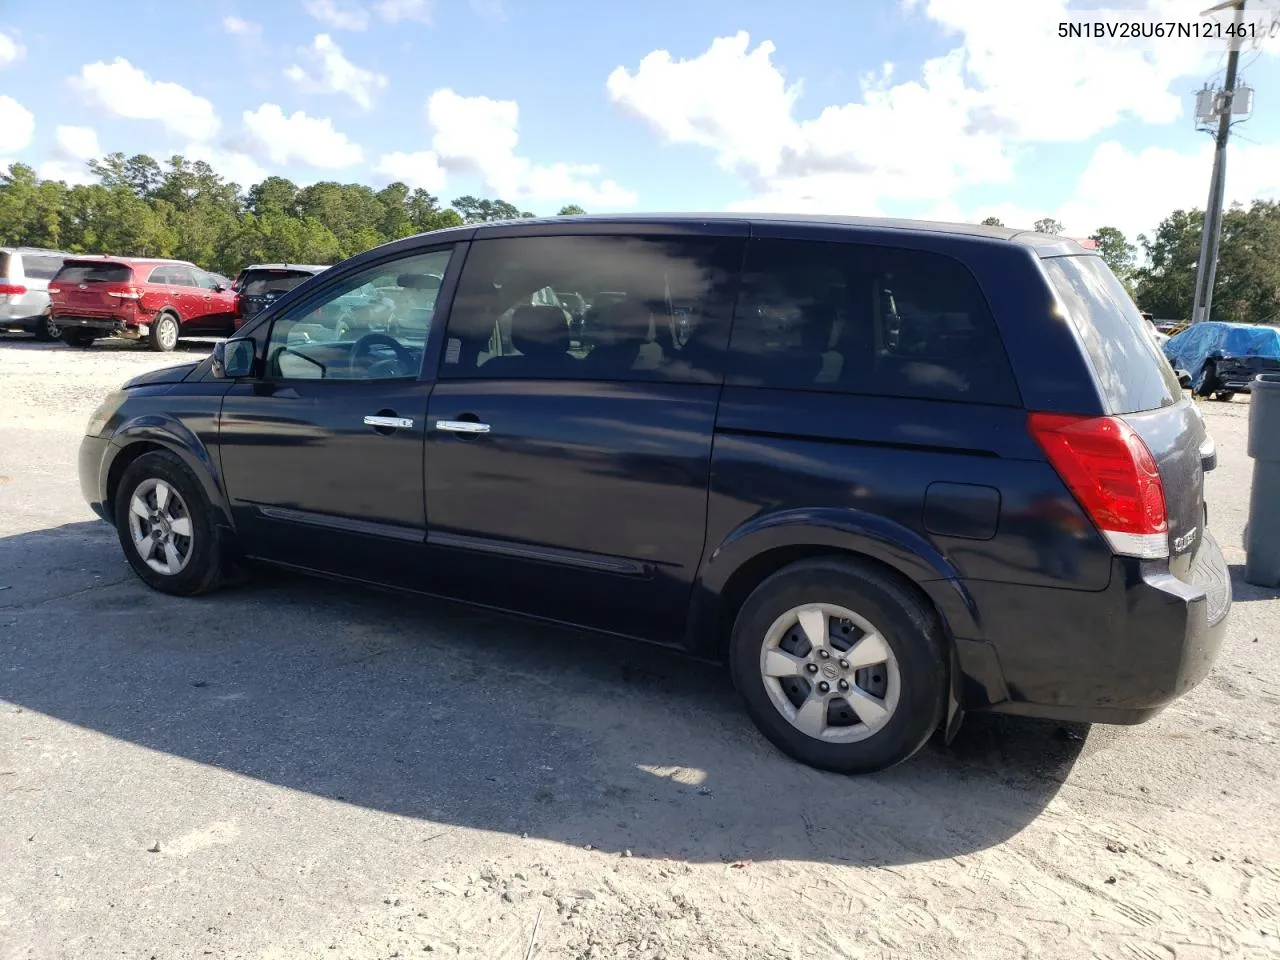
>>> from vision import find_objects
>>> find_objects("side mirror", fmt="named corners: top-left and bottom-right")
top-left (1176, 370), bottom-right (1192, 389)
top-left (212, 338), bottom-right (256, 378)
top-left (214, 283), bottom-right (227, 293)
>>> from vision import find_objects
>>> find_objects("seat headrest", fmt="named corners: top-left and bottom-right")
top-left (397, 273), bottom-right (442, 291)
top-left (510, 304), bottom-right (570, 356)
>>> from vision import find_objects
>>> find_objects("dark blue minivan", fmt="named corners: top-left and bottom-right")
top-left (77, 215), bottom-right (1231, 773)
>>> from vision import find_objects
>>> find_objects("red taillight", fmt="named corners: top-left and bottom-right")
top-left (0, 283), bottom-right (27, 295)
top-left (104, 284), bottom-right (142, 300)
top-left (1027, 412), bottom-right (1168, 560)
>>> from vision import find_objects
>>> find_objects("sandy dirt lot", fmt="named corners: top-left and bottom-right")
top-left (1, 335), bottom-right (1278, 960)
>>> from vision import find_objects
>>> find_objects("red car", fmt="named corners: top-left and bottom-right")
top-left (49, 257), bottom-right (238, 351)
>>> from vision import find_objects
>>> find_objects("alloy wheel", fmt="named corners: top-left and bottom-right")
top-left (126, 477), bottom-right (194, 576)
top-left (758, 602), bottom-right (901, 743)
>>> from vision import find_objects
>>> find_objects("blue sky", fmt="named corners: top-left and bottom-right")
top-left (3, 0), bottom-right (1280, 240)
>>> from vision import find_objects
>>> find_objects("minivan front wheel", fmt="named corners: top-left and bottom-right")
top-left (730, 558), bottom-right (946, 774)
top-left (114, 450), bottom-right (222, 596)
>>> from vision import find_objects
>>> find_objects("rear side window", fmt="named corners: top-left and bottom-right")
top-left (21, 255), bottom-right (64, 279)
top-left (54, 262), bottom-right (133, 284)
top-left (440, 234), bottom-right (744, 384)
top-left (729, 239), bottom-right (1020, 406)
top-left (241, 270), bottom-right (315, 297)
top-left (1042, 255), bottom-right (1179, 414)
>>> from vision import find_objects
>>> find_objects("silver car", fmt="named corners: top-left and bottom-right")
top-left (1, 247), bottom-right (71, 341)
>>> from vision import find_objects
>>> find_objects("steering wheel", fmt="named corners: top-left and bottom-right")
top-left (351, 332), bottom-right (415, 378)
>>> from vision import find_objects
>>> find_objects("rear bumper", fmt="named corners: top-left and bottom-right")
top-left (0, 300), bottom-right (49, 328)
top-left (958, 530), bottom-right (1231, 724)
top-left (55, 315), bottom-right (149, 340)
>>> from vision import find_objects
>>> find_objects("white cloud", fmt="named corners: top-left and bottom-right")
top-left (375, 0), bottom-right (432, 23)
top-left (304, 0), bottom-right (371, 30)
top-left (285, 34), bottom-right (387, 111)
top-left (610, 6), bottom-right (1272, 216)
top-left (72, 58), bottom-right (219, 141)
top-left (54, 125), bottom-right (101, 161)
top-left (182, 143), bottom-right (268, 187)
top-left (241, 104), bottom-right (364, 168)
top-left (0, 31), bottom-right (24, 67)
top-left (373, 150), bottom-right (448, 191)
top-left (0, 96), bottom-right (35, 154)
top-left (426, 88), bottom-right (638, 207)
top-left (222, 15), bottom-right (261, 37)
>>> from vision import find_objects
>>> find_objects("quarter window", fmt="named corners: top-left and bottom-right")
top-left (263, 248), bottom-right (453, 381)
top-left (728, 239), bottom-right (1020, 406)
top-left (438, 235), bottom-right (744, 383)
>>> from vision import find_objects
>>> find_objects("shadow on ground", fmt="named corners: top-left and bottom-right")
top-left (0, 521), bottom-right (1086, 867)
top-left (1228, 564), bottom-right (1280, 602)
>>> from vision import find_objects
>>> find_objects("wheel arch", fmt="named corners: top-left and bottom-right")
top-left (105, 418), bottom-right (234, 534)
top-left (688, 508), bottom-right (980, 663)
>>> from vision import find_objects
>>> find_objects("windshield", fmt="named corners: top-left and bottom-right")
top-left (1042, 255), bottom-right (1180, 414)
top-left (241, 270), bottom-right (315, 297)
top-left (1223, 326), bottom-right (1280, 358)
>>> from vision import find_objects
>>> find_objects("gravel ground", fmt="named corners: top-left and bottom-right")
top-left (1, 334), bottom-right (1278, 960)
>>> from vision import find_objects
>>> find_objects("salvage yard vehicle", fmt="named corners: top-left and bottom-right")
top-left (231, 263), bottom-right (329, 329)
top-left (77, 214), bottom-right (1231, 773)
top-left (49, 256), bottom-right (238, 351)
top-left (0, 246), bottom-right (70, 341)
top-left (1163, 320), bottom-right (1280, 402)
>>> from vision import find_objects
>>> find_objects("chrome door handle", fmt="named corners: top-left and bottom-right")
top-left (364, 415), bottom-right (414, 429)
top-left (436, 419), bottom-right (490, 434)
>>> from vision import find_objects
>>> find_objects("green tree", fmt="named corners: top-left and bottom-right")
top-left (558, 204), bottom-right (586, 216)
top-left (1134, 209), bottom-right (1203, 320)
top-left (452, 195), bottom-right (534, 222)
top-left (1090, 226), bottom-right (1136, 281)
top-left (1034, 217), bottom-right (1064, 235)
top-left (980, 216), bottom-right (1004, 227)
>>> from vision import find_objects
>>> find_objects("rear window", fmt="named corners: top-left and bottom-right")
top-left (21, 254), bottom-right (64, 279)
top-left (241, 270), bottom-right (315, 297)
top-left (54, 262), bottom-right (133, 284)
top-left (728, 239), bottom-right (1020, 405)
top-left (1042, 255), bottom-right (1180, 414)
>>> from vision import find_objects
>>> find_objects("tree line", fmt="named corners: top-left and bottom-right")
top-left (3, 153), bottom-right (1278, 324)
top-left (981, 205), bottom-right (1280, 325)
top-left (0, 153), bottom-right (586, 276)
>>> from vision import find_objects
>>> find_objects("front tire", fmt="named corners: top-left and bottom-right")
top-left (113, 450), bottom-right (223, 596)
top-left (729, 558), bottom-right (947, 774)
top-left (149, 312), bottom-right (180, 352)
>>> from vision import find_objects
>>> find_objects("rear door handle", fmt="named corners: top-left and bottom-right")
top-left (364, 415), bottom-right (414, 429)
top-left (436, 419), bottom-right (490, 434)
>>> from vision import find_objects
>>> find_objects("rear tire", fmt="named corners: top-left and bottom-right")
top-left (149, 312), bottom-right (180, 352)
top-left (729, 558), bottom-right (947, 774)
top-left (34, 310), bottom-right (60, 342)
top-left (1212, 391), bottom-right (1235, 402)
top-left (61, 328), bottom-right (95, 348)
top-left (113, 450), bottom-right (223, 596)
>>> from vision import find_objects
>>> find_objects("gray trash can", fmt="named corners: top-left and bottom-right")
top-left (1245, 373), bottom-right (1280, 587)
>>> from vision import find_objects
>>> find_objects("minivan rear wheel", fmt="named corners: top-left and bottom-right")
top-left (34, 310), bottom-right (60, 342)
top-left (729, 558), bottom-right (947, 774)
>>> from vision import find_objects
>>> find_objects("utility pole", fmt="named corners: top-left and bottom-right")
top-left (1191, 0), bottom-right (1248, 323)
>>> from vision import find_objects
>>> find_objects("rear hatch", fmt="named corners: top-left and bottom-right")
top-left (49, 260), bottom-right (135, 317)
top-left (237, 269), bottom-right (317, 319)
top-left (1040, 254), bottom-right (1208, 583)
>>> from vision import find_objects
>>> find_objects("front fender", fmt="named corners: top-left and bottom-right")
top-left (689, 506), bottom-right (981, 655)
top-left (105, 413), bottom-right (234, 530)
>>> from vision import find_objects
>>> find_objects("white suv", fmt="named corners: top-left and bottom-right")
top-left (1, 247), bottom-right (70, 341)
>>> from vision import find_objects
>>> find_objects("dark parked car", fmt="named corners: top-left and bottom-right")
top-left (78, 215), bottom-right (1230, 773)
top-left (50, 257), bottom-right (238, 350)
top-left (231, 263), bottom-right (329, 329)
top-left (1163, 320), bottom-right (1280, 401)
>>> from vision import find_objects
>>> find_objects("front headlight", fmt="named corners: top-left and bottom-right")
top-left (85, 395), bottom-right (120, 438)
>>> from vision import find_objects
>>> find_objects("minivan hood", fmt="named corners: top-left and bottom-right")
top-left (122, 361), bottom-right (201, 389)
